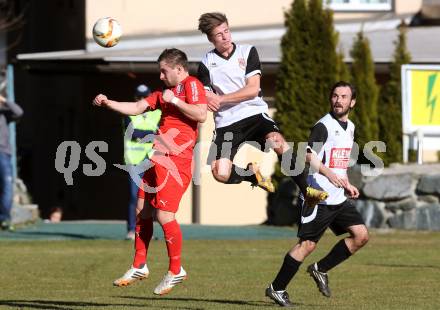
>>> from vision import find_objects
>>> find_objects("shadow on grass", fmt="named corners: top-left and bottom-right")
top-left (0, 299), bottom-right (221, 310)
top-left (117, 295), bottom-right (287, 307)
top-left (0, 300), bottom-right (128, 310)
top-left (117, 295), bottom-right (335, 309)
top-left (0, 298), bottom-right (327, 309)
top-left (5, 231), bottom-right (99, 239)
top-left (365, 263), bottom-right (440, 270)
top-left (0, 300), bottom-right (202, 310)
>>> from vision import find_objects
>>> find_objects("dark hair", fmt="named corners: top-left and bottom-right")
top-left (198, 12), bottom-right (228, 36)
top-left (329, 81), bottom-right (356, 100)
top-left (157, 48), bottom-right (188, 71)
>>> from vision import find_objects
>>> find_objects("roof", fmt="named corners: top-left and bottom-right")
top-left (16, 17), bottom-right (440, 73)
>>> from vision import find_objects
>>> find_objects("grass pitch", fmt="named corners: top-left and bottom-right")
top-left (0, 230), bottom-right (439, 309)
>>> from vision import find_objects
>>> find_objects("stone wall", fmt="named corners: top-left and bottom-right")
top-left (348, 163), bottom-right (440, 230)
top-left (267, 163), bottom-right (440, 230)
top-left (11, 179), bottom-right (40, 225)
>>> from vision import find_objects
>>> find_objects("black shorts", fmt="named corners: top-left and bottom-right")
top-left (207, 113), bottom-right (280, 163)
top-left (297, 199), bottom-right (365, 242)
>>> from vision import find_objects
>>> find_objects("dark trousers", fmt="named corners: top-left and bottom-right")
top-left (0, 153), bottom-right (13, 222)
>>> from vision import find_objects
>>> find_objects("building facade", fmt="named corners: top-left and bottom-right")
top-left (10, 0), bottom-right (440, 224)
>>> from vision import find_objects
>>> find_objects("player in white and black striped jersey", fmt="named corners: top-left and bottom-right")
top-left (266, 82), bottom-right (369, 307)
top-left (197, 12), bottom-right (328, 205)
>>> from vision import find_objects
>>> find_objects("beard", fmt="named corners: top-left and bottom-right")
top-left (332, 105), bottom-right (350, 118)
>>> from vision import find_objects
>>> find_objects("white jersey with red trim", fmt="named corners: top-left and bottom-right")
top-left (308, 113), bottom-right (355, 205)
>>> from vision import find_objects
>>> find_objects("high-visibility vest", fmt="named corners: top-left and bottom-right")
top-left (124, 110), bottom-right (161, 165)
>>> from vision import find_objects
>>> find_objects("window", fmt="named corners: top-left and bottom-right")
top-left (325, 0), bottom-right (393, 11)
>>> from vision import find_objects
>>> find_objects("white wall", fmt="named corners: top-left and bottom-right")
top-left (86, 0), bottom-right (423, 39)
top-left (86, 0), bottom-right (292, 38)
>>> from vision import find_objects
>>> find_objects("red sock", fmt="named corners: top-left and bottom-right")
top-left (162, 219), bottom-right (182, 275)
top-left (132, 217), bottom-right (153, 268)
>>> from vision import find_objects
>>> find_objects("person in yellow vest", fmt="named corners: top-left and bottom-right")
top-left (124, 84), bottom-right (161, 240)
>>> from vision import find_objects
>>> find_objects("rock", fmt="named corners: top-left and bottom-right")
top-left (387, 203), bottom-right (440, 230)
top-left (383, 163), bottom-right (440, 176)
top-left (416, 204), bottom-right (440, 230)
top-left (347, 164), bottom-right (377, 194)
top-left (385, 197), bottom-right (417, 212)
top-left (417, 175), bottom-right (440, 195)
top-left (347, 165), bottom-right (364, 190)
top-left (418, 195), bottom-right (439, 204)
top-left (388, 209), bottom-right (417, 229)
top-left (13, 178), bottom-right (32, 205)
top-left (353, 200), bottom-right (388, 228)
top-left (11, 204), bottom-right (40, 225)
top-left (363, 174), bottom-right (417, 200)
top-left (10, 178), bottom-right (40, 225)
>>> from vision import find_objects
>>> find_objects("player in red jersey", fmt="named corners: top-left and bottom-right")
top-left (93, 48), bottom-right (207, 295)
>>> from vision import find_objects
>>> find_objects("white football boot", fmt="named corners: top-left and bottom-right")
top-left (113, 264), bottom-right (149, 287)
top-left (153, 267), bottom-right (187, 295)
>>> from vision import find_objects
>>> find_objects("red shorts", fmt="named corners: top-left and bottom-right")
top-left (138, 155), bottom-right (192, 213)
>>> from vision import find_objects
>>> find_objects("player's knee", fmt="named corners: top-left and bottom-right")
top-left (266, 133), bottom-right (280, 148)
top-left (211, 160), bottom-right (231, 183)
top-left (212, 170), bottom-right (229, 183)
top-left (354, 231), bottom-right (369, 248)
top-left (360, 232), bottom-right (369, 246)
top-left (156, 210), bottom-right (175, 226)
top-left (266, 133), bottom-right (288, 154)
top-left (155, 213), bottom-right (165, 225)
top-left (301, 240), bottom-right (317, 254)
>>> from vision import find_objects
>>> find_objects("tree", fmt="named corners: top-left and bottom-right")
top-left (268, 0), bottom-right (342, 225)
top-left (273, 0), bottom-right (340, 177)
top-left (274, 0), bottom-right (312, 148)
top-left (378, 23), bottom-right (411, 165)
top-left (336, 47), bottom-right (350, 82)
top-left (310, 0), bottom-right (340, 100)
top-left (349, 31), bottom-right (379, 160)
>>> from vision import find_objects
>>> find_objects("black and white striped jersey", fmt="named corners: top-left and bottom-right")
top-left (198, 43), bottom-right (269, 128)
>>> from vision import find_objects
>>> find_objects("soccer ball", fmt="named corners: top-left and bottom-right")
top-left (92, 17), bottom-right (122, 48)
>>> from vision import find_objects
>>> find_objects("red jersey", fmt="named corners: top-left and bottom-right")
top-left (144, 76), bottom-right (206, 159)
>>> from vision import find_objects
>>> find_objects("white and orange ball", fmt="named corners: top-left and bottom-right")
top-left (92, 17), bottom-right (122, 48)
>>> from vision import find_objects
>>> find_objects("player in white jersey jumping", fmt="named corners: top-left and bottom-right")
top-left (197, 12), bottom-right (327, 206)
top-left (265, 81), bottom-right (369, 307)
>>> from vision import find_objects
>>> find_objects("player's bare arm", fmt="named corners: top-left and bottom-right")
top-left (93, 94), bottom-right (151, 115)
top-left (162, 89), bottom-right (207, 122)
top-left (306, 152), bottom-right (349, 189)
top-left (206, 74), bottom-right (260, 111)
top-left (319, 164), bottom-right (349, 189)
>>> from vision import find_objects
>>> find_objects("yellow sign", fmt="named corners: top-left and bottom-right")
top-left (411, 70), bottom-right (440, 126)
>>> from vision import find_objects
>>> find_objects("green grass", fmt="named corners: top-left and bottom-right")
top-left (0, 230), bottom-right (439, 309)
